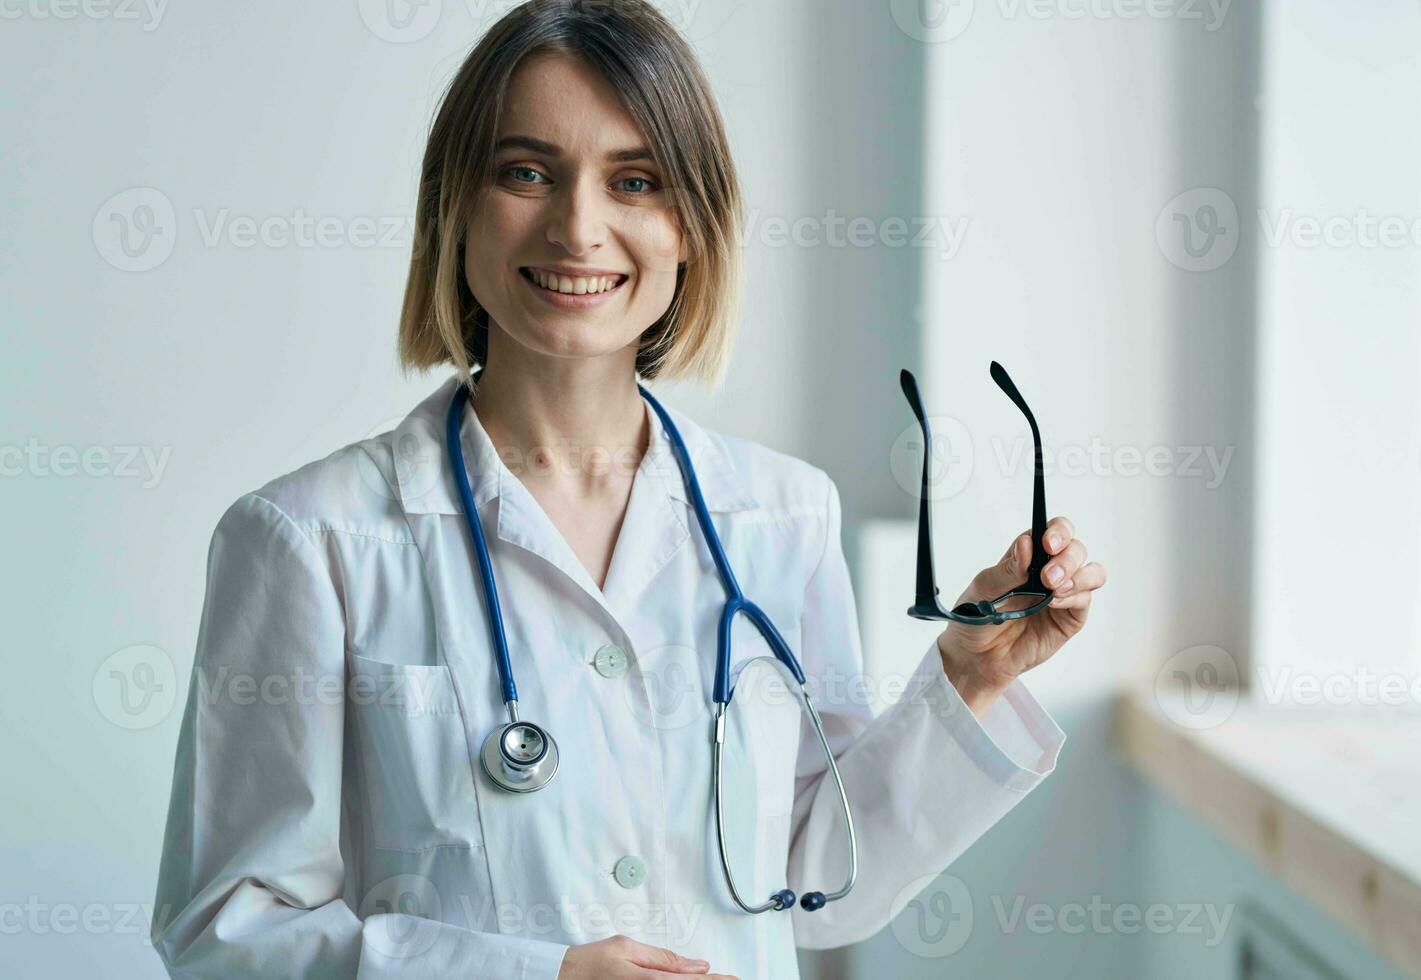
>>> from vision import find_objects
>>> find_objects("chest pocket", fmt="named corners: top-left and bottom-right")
top-left (347, 652), bottom-right (484, 851)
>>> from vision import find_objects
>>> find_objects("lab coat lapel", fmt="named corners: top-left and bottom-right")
top-left (597, 423), bottom-right (692, 621)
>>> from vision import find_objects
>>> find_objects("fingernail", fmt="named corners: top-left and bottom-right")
top-left (1046, 566), bottom-right (1063, 585)
top-left (1057, 578), bottom-right (1073, 594)
top-left (1047, 533), bottom-right (1061, 550)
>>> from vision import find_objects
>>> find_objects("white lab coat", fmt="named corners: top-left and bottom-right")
top-left (152, 374), bottom-right (1065, 979)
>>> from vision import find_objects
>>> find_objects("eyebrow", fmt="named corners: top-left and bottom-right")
top-left (494, 134), bottom-right (655, 164)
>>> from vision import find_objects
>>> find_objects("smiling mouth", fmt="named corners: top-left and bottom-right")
top-left (519, 267), bottom-right (628, 296)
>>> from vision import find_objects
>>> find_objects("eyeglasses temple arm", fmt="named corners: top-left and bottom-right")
top-left (989, 361), bottom-right (1048, 593)
top-left (899, 369), bottom-right (949, 618)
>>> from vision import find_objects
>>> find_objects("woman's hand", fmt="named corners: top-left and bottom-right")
top-left (558, 934), bottom-right (739, 980)
top-left (936, 516), bottom-right (1105, 717)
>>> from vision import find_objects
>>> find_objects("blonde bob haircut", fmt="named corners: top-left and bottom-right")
top-left (398, 0), bottom-right (744, 385)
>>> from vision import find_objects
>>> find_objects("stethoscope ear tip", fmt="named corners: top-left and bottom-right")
top-left (768, 889), bottom-right (828, 912)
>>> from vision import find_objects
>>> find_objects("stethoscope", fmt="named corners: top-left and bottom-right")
top-left (445, 371), bottom-right (857, 915)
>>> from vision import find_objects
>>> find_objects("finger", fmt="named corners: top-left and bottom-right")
top-left (1053, 561), bottom-right (1106, 597)
top-left (626, 939), bottom-right (710, 974)
top-left (973, 530), bottom-right (1032, 598)
top-left (639, 972), bottom-right (736, 980)
top-left (1043, 515), bottom-right (1076, 554)
top-left (1042, 539), bottom-right (1087, 589)
top-left (632, 955), bottom-right (710, 975)
top-left (1049, 588), bottom-right (1093, 612)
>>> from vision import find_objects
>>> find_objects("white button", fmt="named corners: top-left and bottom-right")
top-left (593, 644), bottom-right (629, 679)
top-left (613, 854), bottom-right (647, 888)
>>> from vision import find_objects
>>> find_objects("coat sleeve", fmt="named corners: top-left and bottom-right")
top-left (785, 475), bottom-right (1066, 949)
top-left (151, 493), bottom-right (569, 979)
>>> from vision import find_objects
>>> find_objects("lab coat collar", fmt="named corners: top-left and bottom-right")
top-left (391, 374), bottom-right (758, 519)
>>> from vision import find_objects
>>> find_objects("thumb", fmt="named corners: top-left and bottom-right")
top-left (972, 530), bottom-right (1032, 599)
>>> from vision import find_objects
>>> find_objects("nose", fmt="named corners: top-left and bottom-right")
top-left (544, 173), bottom-right (608, 256)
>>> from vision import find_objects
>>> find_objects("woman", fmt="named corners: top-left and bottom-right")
top-left (152, 2), bottom-right (1105, 978)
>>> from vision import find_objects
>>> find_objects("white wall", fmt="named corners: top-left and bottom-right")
top-left (1251, 0), bottom-right (1421, 688)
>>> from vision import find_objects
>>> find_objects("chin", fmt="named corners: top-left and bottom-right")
top-left (506, 321), bottom-right (632, 361)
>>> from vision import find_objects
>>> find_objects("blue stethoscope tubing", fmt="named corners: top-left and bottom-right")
top-left (445, 373), bottom-right (857, 915)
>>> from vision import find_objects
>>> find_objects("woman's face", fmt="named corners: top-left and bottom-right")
top-left (464, 52), bottom-right (688, 368)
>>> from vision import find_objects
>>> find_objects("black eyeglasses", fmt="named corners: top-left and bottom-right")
top-left (900, 362), bottom-right (1052, 626)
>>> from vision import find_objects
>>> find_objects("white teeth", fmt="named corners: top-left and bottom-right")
top-left (528, 269), bottom-right (620, 295)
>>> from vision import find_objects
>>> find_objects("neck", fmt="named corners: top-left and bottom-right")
top-left (470, 344), bottom-right (648, 497)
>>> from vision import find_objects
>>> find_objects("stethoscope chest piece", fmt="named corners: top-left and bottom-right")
top-left (480, 719), bottom-right (559, 793)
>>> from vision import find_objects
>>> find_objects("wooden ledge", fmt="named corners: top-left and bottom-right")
top-left (1115, 687), bottom-right (1421, 978)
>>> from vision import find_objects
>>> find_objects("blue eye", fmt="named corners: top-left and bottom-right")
top-left (505, 166), bottom-right (546, 184)
top-left (619, 177), bottom-right (657, 194)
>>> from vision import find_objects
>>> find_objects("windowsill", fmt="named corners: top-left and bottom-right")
top-left (1115, 686), bottom-right (1421, 978)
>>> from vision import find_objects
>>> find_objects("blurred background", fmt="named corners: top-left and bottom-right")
top-left (2, 0), bottom-right (1419, 977)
